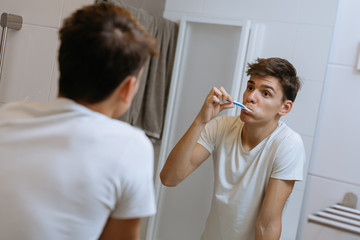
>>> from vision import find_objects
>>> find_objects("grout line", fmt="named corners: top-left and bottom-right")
top-left (21, 22), bottom-right (59, 30)
top-left (328, 62), bottom-right (357, 69)
top-left (163, 10), bottom-right (335, 28)
top-left (308, 173), bottom-right (360, 188)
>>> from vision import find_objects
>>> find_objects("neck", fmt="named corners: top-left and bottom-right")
top-left (58, 78), bottom-right (131, 119)
top-left (241, 120), bottom-right (279, 152)
top-left (80, 101), bottom-right (113, 117)
top-left (59, 96), bottom-right (125, 119)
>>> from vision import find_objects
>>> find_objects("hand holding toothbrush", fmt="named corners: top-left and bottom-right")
top-left (195, 86), bottom-right (235, 125)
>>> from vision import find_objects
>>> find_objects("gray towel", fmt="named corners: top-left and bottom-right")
top-left (99, 0), bottom-right (178, 140)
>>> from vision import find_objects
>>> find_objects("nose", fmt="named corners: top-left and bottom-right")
top-left (245, 90), bottom-right (257, 103)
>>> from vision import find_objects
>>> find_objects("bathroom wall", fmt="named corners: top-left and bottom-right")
top-left (151, 0), bottom-right (340, 239)
top-left (0, 0), bottom-right (93, 105)
top-left (297, 0), bottom-right (360, 238)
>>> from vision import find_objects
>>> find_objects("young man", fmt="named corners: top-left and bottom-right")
top-left (160, 58), bottom-right (306, 240)
top-left (0, 3), bottom-right (157, 240)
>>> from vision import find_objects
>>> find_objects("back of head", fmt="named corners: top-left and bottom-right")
top-left (58, 2), bottom-right (157, 104)
top-left (246, 57), bottom-right (301, 102)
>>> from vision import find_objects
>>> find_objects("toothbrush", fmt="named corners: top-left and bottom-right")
top-left (227, 99), bottom-right (252, 112)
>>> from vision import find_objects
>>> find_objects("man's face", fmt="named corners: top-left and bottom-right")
top-left (240, 75), bottom-right (288, 125)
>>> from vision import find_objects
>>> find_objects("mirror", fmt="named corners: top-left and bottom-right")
top-left (117, 0), bottom-right (341, 239)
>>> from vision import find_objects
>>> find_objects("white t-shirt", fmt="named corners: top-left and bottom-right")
top-left (0, 98), bottom-right (156, 240)
top-left (198, 115), bottom-right (305, 240)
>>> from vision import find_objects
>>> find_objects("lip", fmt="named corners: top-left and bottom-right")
top-left (243, 106), bottom-right (253, 113)
top-left (232, 101), bottom-right (252, 112)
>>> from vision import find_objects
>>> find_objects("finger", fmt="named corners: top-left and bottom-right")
top-left (218, 86), bottom-right (233, 103)
top-left (209, 94), bottom-right (220, 105)
top-left (220, 102), bottom-right (235, 111)
top-left (210, 87), bottom-right (222, 99)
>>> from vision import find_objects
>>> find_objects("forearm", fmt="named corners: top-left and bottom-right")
top-left (255, 179), bottom-right (294, 240)
top-left (160, 87), bottom-right (234, 186)
top-left (160, 117), bottom-right (206, 186)
top-left (255, 220), bottom-right (281, 240)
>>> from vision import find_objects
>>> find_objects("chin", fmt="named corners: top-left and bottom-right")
top-left (239, 112), bottom-right (249, 122)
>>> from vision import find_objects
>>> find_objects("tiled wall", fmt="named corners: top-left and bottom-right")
top-left (297, 0), bottom-right (360, 238)
top-left (0, 0), bottom-right (93, 105)
top-left (154, 0), bottom-right (340, 239)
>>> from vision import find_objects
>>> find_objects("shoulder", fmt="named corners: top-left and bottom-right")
top-left (94, 119), bottom-right (154, 171)
top-left (0, 101), bottom-right (42, 117)
top-left (203, 115), bottom-right (242, 137)
top-left (208, 114), bottom-right (241, 128)
top-left (271, 122), bottom-right (303, 146)
top-left (99, 118), bottom-right (151, 146)
top-left (267, 122), bottom-right (305, 158)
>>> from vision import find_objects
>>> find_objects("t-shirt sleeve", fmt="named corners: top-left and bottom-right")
top-left (270, 132), bottom-right (306, 181)
top-left (197, 115), bottom-right (225, 153)
top-left (111, 133), bottom-right (156, 219)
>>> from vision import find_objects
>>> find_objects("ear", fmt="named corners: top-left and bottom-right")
top-left (279, 100), bottom-right (293, 116)
top-left (117, 75), bottom-right (139, 104)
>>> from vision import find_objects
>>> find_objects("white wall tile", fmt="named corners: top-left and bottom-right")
top-left (0, 25), bottom-right (58, 103)
top-left (203, 0), bottom-right (301, 23)
top-left (292, 25), bottom-right (334, 82)
top-left (294, 135), bottom-right (313, 191)
top-left (49, 49), bottom-right (60, 101)
top-left (163, 11), bottom-right (184, 21)
top-left (165, 0), bottom-right (204, 14)
top-left (282, 79), bottom-right (323, 137)
top-left (0, 0), bottom-right (64, 28)
top-left (297, 0), bottom-right (339, 26)
top-left (281, 188), bottom-right (304, 240)
top-left (255, 21), bottom-right (297, 60)
top-left (328, 0), bottom-right (360, 67)
top-left (300, 221), bottom-right (360, 240)
top-left (61, 0), bottom-right (94, 22)
top-left (308, 65), bottom-right (360, 185)
top-left (297, 175), bottom-right (360, 240)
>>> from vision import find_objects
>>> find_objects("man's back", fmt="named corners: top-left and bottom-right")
top-left (0, 98), bottom-right (155, 240)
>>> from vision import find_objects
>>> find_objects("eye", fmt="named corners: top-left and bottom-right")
top-left (247, 85), bottom-right (254, 91)
top-left (263, 91), bottom-right (270, 97)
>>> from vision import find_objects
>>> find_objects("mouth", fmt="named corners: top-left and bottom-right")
top-left (242, 106), bottom-right (253, 113)
top-left (244, 106), bottom-right (253, 112)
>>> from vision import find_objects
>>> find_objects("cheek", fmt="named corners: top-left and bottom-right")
top-left (265, 101), bottom-right (283, 114)
top-left (242, 93), bottom-right (247, 101)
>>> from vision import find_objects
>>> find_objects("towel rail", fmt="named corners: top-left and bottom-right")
top-left (308, 203), bottom-right (360, 235)
top-left (0, 13), bottom-right (23, 81)
top-left (308, 192), bottom-right (360, 235)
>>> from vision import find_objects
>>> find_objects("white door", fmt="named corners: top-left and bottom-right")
top-left (0, 0), bottom-right (93, 106)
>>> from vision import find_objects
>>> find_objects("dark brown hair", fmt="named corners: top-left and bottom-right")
top-left (58, 2), bottom-right (158, 103)
top-left (246, 58), bottom-right (301, 102)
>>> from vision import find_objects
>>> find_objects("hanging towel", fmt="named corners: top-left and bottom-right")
top-left (97, 0), bottom-right (178, 140)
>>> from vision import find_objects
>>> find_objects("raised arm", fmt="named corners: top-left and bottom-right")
top-left (160, 87), bottom-right (234, 187)
top-left (255, 178), bottom-right (295, 240)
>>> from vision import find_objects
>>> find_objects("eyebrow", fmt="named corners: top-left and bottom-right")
top-left (247, 80), bottom-right (276, 93)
